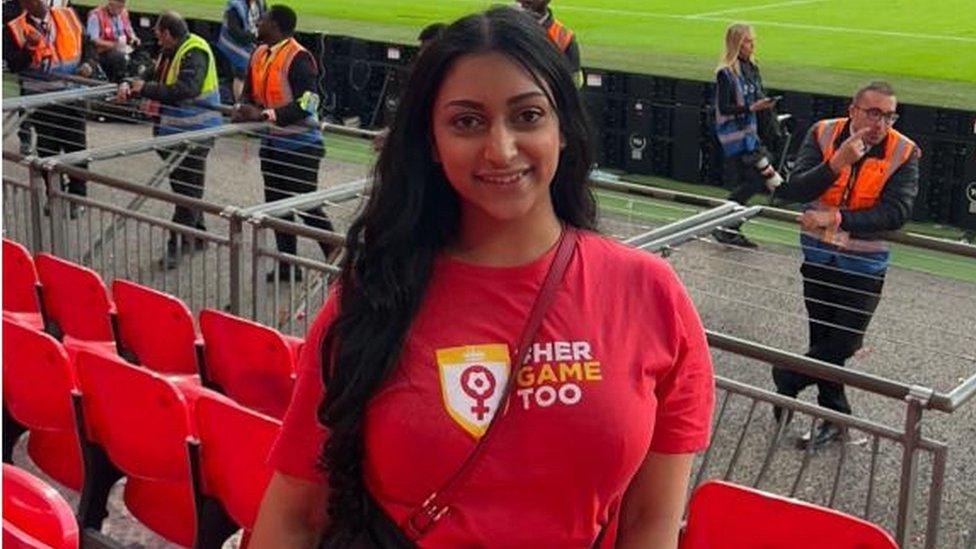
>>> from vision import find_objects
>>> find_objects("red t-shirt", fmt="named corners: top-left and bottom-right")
top-left (271, 230), bottom-right (713, 547)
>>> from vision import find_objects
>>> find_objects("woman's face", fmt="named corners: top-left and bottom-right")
top-left (431, 51), bottom-right (562, 227)
top-left (739, 33), bottom-right (755, 59)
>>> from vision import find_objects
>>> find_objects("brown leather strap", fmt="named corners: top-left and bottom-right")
top-left (402, 226), bottom-right (578, 540)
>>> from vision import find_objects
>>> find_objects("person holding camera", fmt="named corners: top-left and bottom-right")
top-left (712, 22), bottom-right (781, 248)
top-left (86, 0), bottom-right (139, 82)
top-left (773, 81), bottom-right (918, 448)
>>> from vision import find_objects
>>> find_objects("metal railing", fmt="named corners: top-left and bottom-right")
top-left (3, 84), bottom-right (975, 548)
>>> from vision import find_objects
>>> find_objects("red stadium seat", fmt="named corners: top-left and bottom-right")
top-left (198, 308), bottom-right (297, 418)
top-left (2, 464), bottom-right (79, 549)
top-left (1, 318), bottom-right (82, 490)
top-left (283, 334), bottom-right (305, 364)
top-left (680, 480), bottom-right (898, 549)
top-left (74, 351), bottom-right (198, 546)
top-left (33, 253), bottom-right (117, 359)
top-left (2, 238), bottom-right (44, 331)
top-left (190, 391), bottom-right (282, 548)
top-left (111, 279), bottom-right (198, 375)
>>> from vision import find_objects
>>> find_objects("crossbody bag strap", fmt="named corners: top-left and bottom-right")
top-left (402, 226), bottom-right (579, 540)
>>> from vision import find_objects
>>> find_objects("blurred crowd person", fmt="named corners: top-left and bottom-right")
top-left (232, 4), bottom-right (335, 281)
top-left (116, 10), bottom-right (222, 269)
top-left (4, 0), bottom-right (93, 211)
top-left (515, 0), bottom-right (582, 87)
top-left (216, 0), bottom-right (265, 100)
top-left (85, 0), bottom-right (139, 82)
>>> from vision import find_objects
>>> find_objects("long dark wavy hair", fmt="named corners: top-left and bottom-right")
top-left (317, 6), bottom-right (597, 545)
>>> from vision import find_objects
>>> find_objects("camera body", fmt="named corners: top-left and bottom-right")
top-left (742, 150), bottom-right (783, 191)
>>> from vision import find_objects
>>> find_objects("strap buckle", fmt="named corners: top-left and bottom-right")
top-left (403, 493), bottom-right (449, 540)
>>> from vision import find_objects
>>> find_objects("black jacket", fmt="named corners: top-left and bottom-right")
top-left (140, 35), bottom-right (210, 104)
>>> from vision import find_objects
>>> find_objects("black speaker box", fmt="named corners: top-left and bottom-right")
top-left (674, 80), bottom-right (707, 107)
top-left (672, 105), bottom-right (702, 182)
top-left (950, 143), bottom-right (976, 229)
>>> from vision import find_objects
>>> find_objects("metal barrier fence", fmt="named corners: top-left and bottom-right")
top-left (3, 83), bottom-right (976, 547)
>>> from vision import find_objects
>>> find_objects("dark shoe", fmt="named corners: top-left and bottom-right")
top-left (68, 203), bottom-right (86, 220)
top-left (796, 421), bottom-right (844, 450)
top-left (266, 264), bottom-right (303, 283)
top-left (772, 405), bottom-right (794, 426)
top-left (712, 228), bottom-right (758, 248)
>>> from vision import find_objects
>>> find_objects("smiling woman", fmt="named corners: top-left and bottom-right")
top-left (248, 6), bottom-right (714, 549)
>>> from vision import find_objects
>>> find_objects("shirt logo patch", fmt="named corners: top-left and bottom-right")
top-left (437, 344), bottom-right (510, 439)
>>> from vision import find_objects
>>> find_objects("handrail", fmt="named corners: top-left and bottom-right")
top-left (706, 331), bottom-right (957, 413)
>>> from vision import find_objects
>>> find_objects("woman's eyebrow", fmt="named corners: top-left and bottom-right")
top-left (441, 91), bottom-right (547, 110)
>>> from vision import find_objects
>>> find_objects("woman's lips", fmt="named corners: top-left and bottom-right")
top-left (474, 168), bottom-right (532, 186)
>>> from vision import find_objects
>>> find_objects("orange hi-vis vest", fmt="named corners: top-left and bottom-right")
top-left (546, 18), bottom-right (573, 53)
top-left (90, 5), bottom-right (133, 42)
top-left (248, 36), bottom-right (321, 148)
top-left (6, 7), bottom-right (82, 75)
top-left (813, 117), bottom-right (917, 211)
top-left (807, 117), bottom-right (918, 253)
top-left (248, 37), bottom-right (310, 109)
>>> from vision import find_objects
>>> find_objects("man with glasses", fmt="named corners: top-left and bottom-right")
top-left (772, 81), bottom-right (919, 448)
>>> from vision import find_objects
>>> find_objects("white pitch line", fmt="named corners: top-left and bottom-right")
top-left (547, 3), bottom-right (976, 44)
top-left (452, 0), bottom-right (976, 44)
top-left (689, 0), bottom-right (824, 18)
top-left (692, 15), bottom-right (976, 43)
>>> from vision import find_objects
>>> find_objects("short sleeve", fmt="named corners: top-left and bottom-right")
top-left (85, 13), bottom-right (100, 40)
top-left (648, 269), bottom-right (714, 454)
top-left (268, 294), bottom-right (338, 482)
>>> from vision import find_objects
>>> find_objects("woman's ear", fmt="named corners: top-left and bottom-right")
top-left (560, 134), bottom-right (567, 150)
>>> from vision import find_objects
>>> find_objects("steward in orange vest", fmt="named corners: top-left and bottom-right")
top-left (232, 4), bottom-right (335, 279)
top-left (3, 0), bottom-right (92, 92)
top-left (516, 0), bottom-right (582, 87)
top-left (3, 0), bottom-right (92, 201)
top-left (771, 82), bottom-right (919, 442)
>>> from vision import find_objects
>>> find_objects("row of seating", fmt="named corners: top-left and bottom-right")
top-left (3, 318), bottom-right (280, 547)
top-left (2, 238), bottom-right (303, 419)
top-left (2, 238), bottom-right (301, 546)
top-left (2, 237), bottom-right (899, 548)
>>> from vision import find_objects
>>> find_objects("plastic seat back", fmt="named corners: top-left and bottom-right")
top-left (111, 279), bottom-right (197, 374)
top-left (195, 392), bottom-right (281, 531)
top-left (199, 309), bottom-right (296, 418)
top-left (2, 238), bottom-right (41, 314)
top-left (1, 318), bottom-right (82, 490)
top-left (680, 480), bottom-right (898, 549)
top-left (75, 351), bottom-right (197, 545)
top-left (2, 464), bottom-right (79, 549)
top-left (34, 253), bottom-right (114, 341)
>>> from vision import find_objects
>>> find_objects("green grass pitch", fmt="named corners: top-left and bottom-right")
top-left (93, 0), bottom-right (976, 109)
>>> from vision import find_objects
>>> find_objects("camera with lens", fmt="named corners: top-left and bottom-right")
top-left (743, 149), bottom-right (783, 192)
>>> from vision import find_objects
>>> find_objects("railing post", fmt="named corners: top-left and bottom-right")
top-left (896, 385), bottom-right (934, 546)
top-left (250, 220), bottom-right (266, 322)
top-left (27, 162), bottom-right (45, 252)
top-left (41, 167), bottom-right (65, 256)
top-left (224, 207), bottom-right (244, 315)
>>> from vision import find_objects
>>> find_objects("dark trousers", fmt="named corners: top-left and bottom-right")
top-left (723, 147), bottom-right (770, 206)
top-left (259, 143), bottom-right (335, 258)
top-left (31, 103), bottom-right (88, 195)
top-left (96, 48), bottom-right (128, 82)
top-left (156, 140), bottom-right (212, 236)
top-left (773, 260), bottom-right (886, 415)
